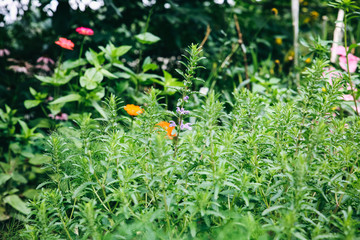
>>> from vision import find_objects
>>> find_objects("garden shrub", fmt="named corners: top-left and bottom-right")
top-left (19, 49), bottom-right (360, 239)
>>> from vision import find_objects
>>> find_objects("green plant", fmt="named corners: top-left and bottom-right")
top-left (20, 49), bottom-right (360, 239)
top-left (0, 105), bottom-right (47, 221)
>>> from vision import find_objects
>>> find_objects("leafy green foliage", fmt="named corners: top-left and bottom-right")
top-left (19, 58), bottom-right (360, 239)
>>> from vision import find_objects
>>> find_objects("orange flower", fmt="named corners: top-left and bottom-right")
top-left (156, 121), bottom-right (176, 139)
top-left (124, 104), bottom-right (143, 116)
top-left (55, 37), bottom-right (74, 50)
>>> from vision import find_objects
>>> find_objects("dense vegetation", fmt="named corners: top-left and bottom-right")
top-left (1, 0), bottom-right (360, 239)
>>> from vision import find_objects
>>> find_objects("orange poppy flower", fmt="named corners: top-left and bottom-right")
top-left (55, 37), bottom-right (74, 50)
top-left (156, 121), bottom-right (176, 139)
top-left (124, 104), bottom-right (143, 116)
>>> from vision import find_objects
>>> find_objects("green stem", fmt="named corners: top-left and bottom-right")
top-left (79, 37), bottom-right (85, 60)
top-left (57, 209), bottom-right (73, 240)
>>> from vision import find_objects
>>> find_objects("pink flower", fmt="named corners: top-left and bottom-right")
top-left (342, 94), bottom-right (354, 101)
top-left (0, 49), bottom-right (10, 57)
top-left (49, 113), bottom-right (68, 121)
top-left (76, 27), bottom-right (94, 36)
top-left (37, 57), bottom-right (55, 65)
top-left (60, 113), bottom-right (68, 121)
top-left (55, 37), bottom-right (74, 50)
top-left (352, 106), bottom-right (360, 113)
top-left (331, 46), bottom-right (347, 56)
top-left (339, 54), bottom-right (359, 73)
top-left (35, 64), bottom-right (51, 72)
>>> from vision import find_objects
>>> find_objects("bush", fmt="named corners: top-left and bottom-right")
top-left (20, 52), bottom-right (360, 239)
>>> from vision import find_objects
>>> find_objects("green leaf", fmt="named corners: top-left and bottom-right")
top-left (115, 46), bottom-right (132, 57)
top-left (18, 120), bottom-right (29, 134)
top-left (0, 174), bottom-right (11, 186)
top-left (22, 189), bottom-right (40, 199)
top-left (72, 182), bottom-right (95, 199)
top-left (91, 100), bottom-right (108, 120)
top-left (347, 43), bottom-right (360, 53)
top-left (85, 49), bottom-right (104, 68)
top-left (0, 207), bottom-right (10, 221)
top-left (189, 222), bottom-right (197, 238)
top-left (262, 205), bottom-right (284, 216)
top-left (35, 71), bottom-right (78, 86)
top-left (4, 195), bottom-right (30, 215)
top-left (100, 69), bottom-right (117, 79)
top-left (12, 172), bottom-right (27, 184)
top-left (135, 32), bottom-right (160, 45)
top-left (24, 100), bottom-right (42, 109)
top-left (49, 94), bottom-right (81, 105)
top-left (80, 68), bottom-right (104, 90)
top-left (29, 87), bottom-right (37, 96)
top-left (29, 154), bottom-right (51, 165)
top-left (62, 58), bottom-right (87, 70)
top-left (142, 57), bottom-right (158, 72)
top-left (88, 87), bottom-right (105, 101)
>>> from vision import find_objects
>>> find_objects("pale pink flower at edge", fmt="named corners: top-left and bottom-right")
top-left (339, 54), bottom-right (360, 73)
top-left (331, 46), bottom-right (347, 57)
top-left (332, 45), bottom-right (360, 73)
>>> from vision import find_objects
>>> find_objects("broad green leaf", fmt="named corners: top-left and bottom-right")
top-left (85, 49), bottom-right (104, 68)
top-left (135, 32), bottom-right (160, 45)
top-left (100, 69), bottom-right (117, 79)
top-left (0, 174), bottom-right (11, 186)
top-left (18, 120), bottom-right (29, 134)
top-left (29, 87), bottom-right (37, 96)
top-left (22, 189), bottom-right (40, 199)
top-left (35, 71), bottom-right (77, 86)
top-left (115, 46), bottom-right (132, 57)
top-left (116, 81), bottom-right (129, 94)
top-left (62, 58), bottom-right (87, 70)
top-left (12, 172), bottom-right (27, 184)
top-left (24, 100), bottom-right (42, 109)
top-left (80, 68), bottom-right (104, 90)
top-left (142, 57), bottom-right (158, 72)
top-left (88, 87), bottom-right (105, 101)
top-left (4, 195), bottom-right (30, 215)
top-left (92, 100), bottom-right (108, 120)
top-left (189, 222), bottom-right (197, 238)
top-left (29, 154), bottom-right (51, 165)
top-left (49, 94), bottom-right (81, 105)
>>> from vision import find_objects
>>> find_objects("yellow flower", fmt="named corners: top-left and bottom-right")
top-left (275, 59), bottom-right (280, 64)
top-left (156, 121), bottom-right (176, 139)
top-left (124, 104), bottom-right (143, 116)
top-left (271, 8), bottom-right (278, 16)
top-left (275, 37), bottom-right (282, 45)
top-left (310, 11), bottom-right (319, 19)
top-left (322, 87), bottom-right (326, 92)
top-left (332, 106), bottom-right (337, 111)
top-left (305, 58), bottom-right (311, 64)
top-left (303, 17), bottom-right (311, 24)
